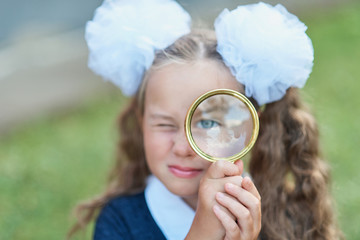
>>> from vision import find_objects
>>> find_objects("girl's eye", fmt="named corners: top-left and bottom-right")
top-left (155, 123), bottom-right (177, 129)
top-left (196, 119), bottom-right (220, 129)
top-left (158, 124), bottom-right (175, 127)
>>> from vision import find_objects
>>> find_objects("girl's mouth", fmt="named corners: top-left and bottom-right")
top-left (168, 165), bottom-right (202, 178)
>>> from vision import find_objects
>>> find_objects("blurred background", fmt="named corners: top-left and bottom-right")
top-left (0, 0), bottom-right (359, 239)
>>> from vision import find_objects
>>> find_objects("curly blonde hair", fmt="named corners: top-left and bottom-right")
top-left (68, 30), bottom-right (342, 239)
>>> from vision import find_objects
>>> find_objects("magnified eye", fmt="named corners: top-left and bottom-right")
top-left (196, 119), bottom-right (220, 129)
top-left (185, 89), bottom-right (259, 162)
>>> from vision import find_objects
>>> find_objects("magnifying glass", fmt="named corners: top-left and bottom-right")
top-left (185, 89), bottom-right (259, 163)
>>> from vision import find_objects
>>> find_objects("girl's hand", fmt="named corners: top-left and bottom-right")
top-left (185, 160), bottom-right (246, 240)
top-left (213, 161), bottom-right (261, 240)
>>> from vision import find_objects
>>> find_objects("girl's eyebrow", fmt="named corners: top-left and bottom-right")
top-left (149, 113), bottom-right (175, 121)
top-left (202, 106), bottom-right (226, 114)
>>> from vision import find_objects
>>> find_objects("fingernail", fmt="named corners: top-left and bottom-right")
top-left (225, 183), bottom-right (235, 189)
top-left (216, 192), bottom-right (225, 199)
top-left (213, 205), bottom-right (220, 213)
top-left (242, 176), bottom-right (251, 187)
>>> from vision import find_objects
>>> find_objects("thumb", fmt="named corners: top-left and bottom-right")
top-left (206, 160), bottom-right (242, 179)
top-left (233, 159), bottom-right (244, 175)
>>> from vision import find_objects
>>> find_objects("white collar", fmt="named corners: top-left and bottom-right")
top-left (145, 175), bottom-right (195, 240)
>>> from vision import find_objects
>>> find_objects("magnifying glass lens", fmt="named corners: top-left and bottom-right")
top-left (189, 94), bottom-right (255, 159)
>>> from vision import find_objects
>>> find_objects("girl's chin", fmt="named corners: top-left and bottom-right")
top-left (165, 181), bottom-right (199, 198)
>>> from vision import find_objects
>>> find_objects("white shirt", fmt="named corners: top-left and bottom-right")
top-left (145, 175), bottom-right (195, 240)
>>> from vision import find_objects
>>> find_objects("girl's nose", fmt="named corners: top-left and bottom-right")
top-left (172, 130), bottom-right (194, 157)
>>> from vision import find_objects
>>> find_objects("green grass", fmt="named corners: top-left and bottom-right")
top-left (1, 2), bottom-right (360, 239)
top-left (0, 94), bottom-right (128, 239)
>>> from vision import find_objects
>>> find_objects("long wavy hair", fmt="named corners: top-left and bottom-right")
top-left (68, 30), bottom-right (342, 239)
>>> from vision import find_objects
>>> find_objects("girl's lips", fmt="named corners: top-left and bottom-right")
top-left (168, 165), bottom-right (202, 178)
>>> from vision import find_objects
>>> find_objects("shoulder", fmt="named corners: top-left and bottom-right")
top-left (94, 191), bottom-right (166, 240)
top-left (101, 191), bottom-right (147, 214)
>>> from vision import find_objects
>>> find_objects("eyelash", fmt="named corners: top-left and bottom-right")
top-left (154, 123), bottom-right (177, 129)
top-left (196, 119), bottom-right (221, 129)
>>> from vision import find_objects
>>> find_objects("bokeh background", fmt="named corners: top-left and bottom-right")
top-left (1, 0), bottom-right (359, 239)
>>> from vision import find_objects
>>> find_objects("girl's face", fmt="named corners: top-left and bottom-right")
top-left (142, 60), bottom-right (242, 208)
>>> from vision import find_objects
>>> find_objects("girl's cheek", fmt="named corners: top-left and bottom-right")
top-left (146, 130), bottom-right (176, 148)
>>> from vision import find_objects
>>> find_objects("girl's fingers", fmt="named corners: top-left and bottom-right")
top-left (233, 159), bottom-right (244, 173)
top-left (215, 192), bottom-right (254, 234)
top-left (206, 160), bottom-right (243, 179)
top-left (223, 181), bottom-right (262, 234)
top-left (241, 176), bottom-right (261, 200)
top-left (213, 205), bottom-right (241, 239)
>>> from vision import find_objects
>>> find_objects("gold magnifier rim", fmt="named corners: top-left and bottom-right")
top-left (185, 89), bottom-right (259, 163)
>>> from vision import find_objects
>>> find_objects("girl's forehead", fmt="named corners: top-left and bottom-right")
top-left (143, 61), bottom-right (243, 112)
top-left (146, 60), bottom-right (242, 94)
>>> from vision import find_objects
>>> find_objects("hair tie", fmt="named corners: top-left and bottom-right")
top-left (85, 0), bottom-right (191, 96)
top-left (215, 2), bottom-right (314, 105)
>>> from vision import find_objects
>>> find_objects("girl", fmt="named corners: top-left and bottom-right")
top-left (69, 0), bottom-right (342, 239)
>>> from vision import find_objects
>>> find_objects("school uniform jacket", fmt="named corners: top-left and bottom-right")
top-left (94, 192), bottom-right (167, 240)
top-left (94, 175), bottom-right (195, 240)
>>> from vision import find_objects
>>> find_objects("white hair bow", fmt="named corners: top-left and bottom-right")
top-left (85, 0), bottom-right (314, 105)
